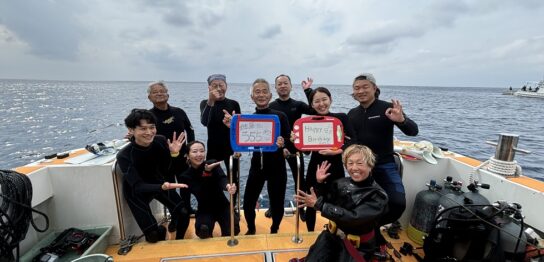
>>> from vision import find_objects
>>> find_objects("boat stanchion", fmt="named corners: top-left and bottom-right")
top-left (236, 154), bottom-right (241, 215)
top-left (291, 153), bottom-right (303, 244)
top-left (228, 155), bottom-right (239, 246)
top-left (111, 161), bottom-right (126, 241)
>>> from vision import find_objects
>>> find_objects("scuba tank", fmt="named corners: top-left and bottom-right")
top-left (436, 181), bottom-right (490, 225)
top-left (436, 179), bottom-right (464, 221)
top-left (493, 201), bottom-right (527, 261)
top-left (463, 181), bottom-right (491, 206)
top-left (407, 180), bottom-right (442, 245)
top-left (430, 182), bottom-right (494, 260)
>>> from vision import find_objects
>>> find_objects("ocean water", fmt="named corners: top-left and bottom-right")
top-left (1, 79), bottom-right (543, 206)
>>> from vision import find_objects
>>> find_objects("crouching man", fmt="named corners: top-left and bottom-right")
top-left (116, 109), bottom-right (190, 242)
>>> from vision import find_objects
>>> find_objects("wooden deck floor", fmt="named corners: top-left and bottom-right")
top-left (105, 210), bottom-right (423, 261)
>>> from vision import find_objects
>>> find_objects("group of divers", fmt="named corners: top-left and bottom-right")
top-left (116, 72), bottom-right (419, 261)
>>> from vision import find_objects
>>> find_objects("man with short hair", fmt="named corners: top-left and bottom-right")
top-left (117, 109), bottom-right (189, 242)
top-left (269, 74), bottom-right (313, 221)
top-left (199, 74), bottom-right (241, 202)
top-left (148, 81), bottom-right (194, 227)
top-left (148, 81), bottom-right (195, 176)
top-left (348, 73), bottom-right (418, 242)
top-left (227, 78), bottom-right (291, 235)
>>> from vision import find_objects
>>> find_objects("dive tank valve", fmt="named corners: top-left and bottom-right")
top-left (466, 181), bottom-right (490, 192)
top-left (463, 181), bottom-right (491, 205)
top-left (443, 176), bottom-right (462, 195)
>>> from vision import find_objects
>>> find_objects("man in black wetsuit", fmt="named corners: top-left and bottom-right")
top-left (148, 81), bottom-right (193, 228)
top-left (347, 73), bottom-right (418, 241)
top-left (148, 81), bottom-right (195, 171)
top-left (268, 74), bottom-right (313, 221)
top-left (227, 78), bottom-right (292, 235)
top-left (117, 109), bottom-right (190, 242)
top-left (199, 74), bottom-right (241, 202)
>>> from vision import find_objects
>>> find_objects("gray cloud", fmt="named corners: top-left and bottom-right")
top-left (345, 1), bottom-right (468, 53)
top-left (320, 20), bottom-right (341, 35)
top-left (1, 0), bottom-right (544, 86)
top-left (163, 12), bottom-right (193, 27)
top-left (119, 28), bottom-right (159, 42)
top-left (0, 0), bottom-right (84, 61)
top-left (346, 22), bottom-right (425, 49)
top-left (187, 39), bottom-right (207, 50)
top-left (303, 49), bottom-right (344, 68)
top-left (0, 26), bottom-right (16, 43)
top-left (140, 46), bottom-right (190, 70)
top-left (197, 11), bottom-right (225, 28)
top-left (259, 25), bottom-right (282, 39)
top-left (135, 0), bottom-right (224, 29)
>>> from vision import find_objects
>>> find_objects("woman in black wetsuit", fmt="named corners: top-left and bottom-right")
top-left (295, 144), bottom-right (388, 261)
top-left (302, 87), bottom-right (357, 231)
top-left (179, 141), bottom-right (240, 238)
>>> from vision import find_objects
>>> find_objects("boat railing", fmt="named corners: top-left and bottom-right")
top-left (111, 160), bottom-right (126, 241)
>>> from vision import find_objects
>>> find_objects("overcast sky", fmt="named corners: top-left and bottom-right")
top-left (1, 0), bottom-right (544, 87)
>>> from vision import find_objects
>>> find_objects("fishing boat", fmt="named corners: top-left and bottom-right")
top-left (513, 80), bottom-right (544, 98)
top-left (3, 134), bottom-right (544, 261)
top-left (502, 87), bottom-right (515, 95)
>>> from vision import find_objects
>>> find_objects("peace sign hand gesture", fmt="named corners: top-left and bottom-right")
top-left (167, 131), bottom-right (186, 154)
top-left (385, 99), bottom-right (405, 123)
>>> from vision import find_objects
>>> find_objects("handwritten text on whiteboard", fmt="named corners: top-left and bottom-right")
top-left (237, 121), bottom-right (274, 145)
top-left (303, 122), bottom-right (334, 145)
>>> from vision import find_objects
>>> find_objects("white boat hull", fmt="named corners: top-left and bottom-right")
top-left (11, 142), bottom-right (544, 260)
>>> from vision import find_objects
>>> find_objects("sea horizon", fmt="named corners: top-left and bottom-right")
top-left (0, 78), bottom-right (508, 89)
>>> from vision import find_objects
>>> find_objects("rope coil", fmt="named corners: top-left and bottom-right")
top-left (487, 157), bottom-right (521, 177)
top-left (469, 157), bottom-right (522, 183)
top-left (1, 169), bottom-right (49, 261)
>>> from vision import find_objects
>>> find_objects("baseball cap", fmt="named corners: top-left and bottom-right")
top-left (354, 73), bottom-right (376, 85)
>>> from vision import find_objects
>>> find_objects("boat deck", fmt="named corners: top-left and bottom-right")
top-left (104, 210), bottom-right (423, 262)
top-left (15, 141), bottom-right (544, 261)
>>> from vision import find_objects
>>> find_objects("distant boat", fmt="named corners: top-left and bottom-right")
top-left (502, 87), bottom-right (515, 95)
top-left (513, 79), bottom-right (544, 98)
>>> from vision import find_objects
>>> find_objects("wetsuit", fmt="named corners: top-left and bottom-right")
top-left (305, 112), bottom-right (356, 231)
top-left (116, 135), bottom-right (189, 242)
top-left (348, 99), bottom-right (418, 225)
top-left (179, 164), bottom-right (240, 237)
top-left (200, 98), bottom-right (241, 200)
top-left (305, 176), bottom-right (388, 261)
top-left (150, 104), bottom-right (195, 177)
top-left (269, 98), bottom-right (312, 206)
top-left (151, 104), bottom-right (195, 218)
top-left (243, 108), bottom-right (291, 234)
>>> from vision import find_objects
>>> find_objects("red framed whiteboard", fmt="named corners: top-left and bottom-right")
top-left (292, 116), bottom-right (344, 151)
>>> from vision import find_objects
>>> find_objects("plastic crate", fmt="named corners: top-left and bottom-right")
top-left (21, 225), bottom-right (112, 262)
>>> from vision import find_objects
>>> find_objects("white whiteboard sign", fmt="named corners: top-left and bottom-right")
top-left (237, 121), bottom-right (274, 145)
top-left (303, 122), bottom-right (334, 145)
